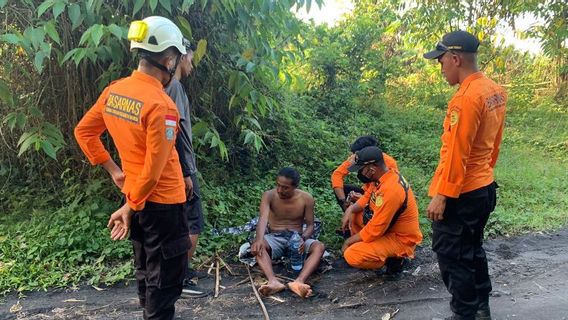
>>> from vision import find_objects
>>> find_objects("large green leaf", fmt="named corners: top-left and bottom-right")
top-left (37, 0), bottom-right (55, 17)
top-left (18, 133), bottom-right (38, 157)
top-left (193, 39), bottom-right (207, 65)
top-left (41, 140), bottom-right (57, 160)
top-left (34, 51), bottom-right (49, 73)
top-left (25, 27), bottom-right (46, 49)
top-left (0, 0), bottom-right (7, 9)
top-left (107, 24), bottom-right (123, 39)
top-left (149, 0), bottom-right (158, 12)
top-left (176, 16), bottom-right (192, 40)
top-left (132, 0), bottom-right (144, 16)
top-left (52, 1), bottom-right (66, 19)
top-left (44, 21), bottom-right (61, 45)
top-left (67, 3), bottom-right (82, 30)
top-left (0, 33), bottom-right (21, 45)
top-left (159, 0), bottom-right (171, 13)
top-left (90, 24), bottom-right (105, 46)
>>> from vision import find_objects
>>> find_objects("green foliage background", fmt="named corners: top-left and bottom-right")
top-left (0, 0), bottom-right (566, 294)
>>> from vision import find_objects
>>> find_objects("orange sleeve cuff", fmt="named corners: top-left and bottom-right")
top-left (359, 228), bottom-right (373, 242)
top-left (331, 160), bottom-right (351, 189)
top-left (89, 152), bottom-right (111, 166)
top-left (126, 196), bottom-right (145, 211)
top-left (355, 198), bottom-right (366, 208)
top-left (437, 181), bottom-right (461, 198)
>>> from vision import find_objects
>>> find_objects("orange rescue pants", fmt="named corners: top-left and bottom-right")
top-left (345, 212), bottom-right (416, 270)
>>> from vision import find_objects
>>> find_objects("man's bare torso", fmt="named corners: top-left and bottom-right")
top-left (267, 189), bottom-right (310, 233)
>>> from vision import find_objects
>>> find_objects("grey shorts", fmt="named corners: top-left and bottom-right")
top-left (264, 231), bottom-right (316, 260)
top-left (183, 173), bottom-right (204, 235)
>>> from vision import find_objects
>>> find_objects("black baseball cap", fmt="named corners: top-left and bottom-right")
top-left (348, 146), bottom-right (384, 172)
top-left (423, 30), bottom-right (480, 60)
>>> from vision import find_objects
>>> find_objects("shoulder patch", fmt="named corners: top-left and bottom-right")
top-left (450, 110), bottom-right (459, 126)
top-left (165, 127), bottom-right (175, 141)
top-left (375, 195), bottom-right (383, 207)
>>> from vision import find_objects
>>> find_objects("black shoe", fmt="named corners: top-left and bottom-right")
top-left (186, 267), bottom-right (208, 280)
top-left (181, 279), bottom-right (208, 298)
top-left (385, 257), bottom-right (409, 275)
top-left (475, 302), bottom-right (491, 320)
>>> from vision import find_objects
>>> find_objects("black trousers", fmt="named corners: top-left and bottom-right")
top-left (334, 184), bottom-right (364, 211)
top-left (130, 202), bottom-right (190, 320)
top-left (432, 182), bottom-right (497, 319)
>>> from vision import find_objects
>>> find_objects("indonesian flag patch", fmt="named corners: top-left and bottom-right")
top-left (165, 115), bottom-right (177, 127)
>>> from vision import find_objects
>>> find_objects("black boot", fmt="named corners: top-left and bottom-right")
top-left (475, 300), bottom-right (491, 320)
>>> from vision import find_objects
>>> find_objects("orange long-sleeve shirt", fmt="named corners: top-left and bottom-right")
top-left (355, 170), bottom-right (422, 245)
top-left (74, 71), bottom-right (186, 210)
top-left (429, 72), bottom-right (507, 198)
top-left (331, 152), bottom-right (398, 189)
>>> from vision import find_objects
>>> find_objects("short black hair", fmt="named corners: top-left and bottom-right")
top-left (350, 135), bottom-right (378, 153)
top-left (277, 167), bottom-right (300, 187)
top-left (137, 47), bottom-right (179, 62)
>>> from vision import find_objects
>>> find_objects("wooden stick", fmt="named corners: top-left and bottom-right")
top-left (246, 265), bottom-right (270, 320)
top-left (275, 275), bottom-right (296, 283)
top-left (214, 258), bottom-right (220, 298)
top-left (197, 255), bottom-right (213, 269)
top-left (230, 277), bottom-right (250, 288)
top-left (207, 261), bottom-right (215, 275)
top-left (217, 255), bottom-right (235, 276)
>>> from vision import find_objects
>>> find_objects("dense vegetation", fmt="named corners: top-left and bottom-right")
top-left (0, 0), bottom-right (566, 294)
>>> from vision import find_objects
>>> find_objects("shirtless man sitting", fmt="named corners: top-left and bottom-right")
top-left (251, 167), bottom-right (325, 298)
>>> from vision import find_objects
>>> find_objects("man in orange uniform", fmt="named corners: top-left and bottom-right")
top-left (331, 136), bottom-right (398, 212)
top-left (340, 146), bottom-right (422, 274)
top-left (424, 30), bottom-right (506, 320)
top-left (74, 16), bottom-right (190, 320)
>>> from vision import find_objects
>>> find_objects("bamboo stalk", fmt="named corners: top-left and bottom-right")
top-left (246, 265), bottom-right (270, 320)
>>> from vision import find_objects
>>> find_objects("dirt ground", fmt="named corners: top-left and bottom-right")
top-left (2, 228), bottom-right (568, 320)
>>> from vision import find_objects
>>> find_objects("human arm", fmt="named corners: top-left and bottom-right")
top-left (427, 194), bottom-right (447, 221)
top-left (101, 158), bottom-right (125, 189)
top-left (341, 232), bottom-right (362, 253)
top-left (251, 191), bottom-right (271, 257)
top-left (107, 203), bottom-right (133, 241)
top-left (331, 155), bottom-right (356, 209)
top-left (74, 87), bottom-right (112, 166)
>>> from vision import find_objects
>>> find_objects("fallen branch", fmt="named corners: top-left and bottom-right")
top-left (217, 255), bottom-right (235, 276)
top-left (246, 265), bottom-right (270, 320)
top-left (230, 277), bottom-right (250, 288)
top-left (338, 302), bottom-right (363, 309)
top-left (197, 256), bottom-right (213, 269)
top-left (214, 258), bottom-right (220, 298)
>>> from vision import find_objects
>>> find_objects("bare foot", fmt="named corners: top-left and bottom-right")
top-left (258, 280), bottom-right (286, 296)
top-left (287, 281), bottom-right (313, 298)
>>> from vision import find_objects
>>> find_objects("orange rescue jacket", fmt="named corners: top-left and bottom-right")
top-left (74, 71), bottom-right (186, 210)
top-left (355, 170), bottom-right (422, 245)
top-left (429, 72), bottom-right (507, 198)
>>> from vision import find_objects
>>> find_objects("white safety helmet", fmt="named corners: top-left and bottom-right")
top-left (128, 16), bottom-right (187, 55)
